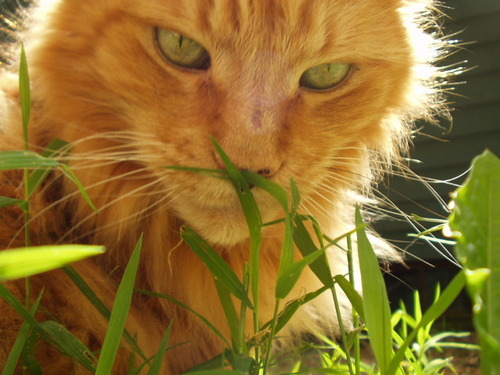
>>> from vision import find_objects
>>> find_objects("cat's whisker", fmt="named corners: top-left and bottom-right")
top-left (7, 166), bottom-right (160, 247)
top-left (56, 176), bottom-right (170, 244)
top-left (67, 186), bottom-right (176, 244)
top-left (370, 190), bottom-right (460, 267)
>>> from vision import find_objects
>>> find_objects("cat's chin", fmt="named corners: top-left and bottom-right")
top-left (174, 199), bottom-right (281, 247)
top-left (179, 207), bottom-right (251, 246)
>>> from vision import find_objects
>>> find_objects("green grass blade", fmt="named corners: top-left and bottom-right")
top-left (187, 371), bottom-right (245, 375)
top-left (276, 248), bottom-right (326, 300)
top-left (147, 320), bottom-right (174, 375)
top-left (95, 235), bottom-right (143, 375)
top-left (0, 245), bottom-right (105, 281)
top-left (0, 283), bottom-right (46, 335)
top-left (137, 289), bottom-right (230, 347)
top-left (333, 275), bottom-right (365, 320)
top-left (211, 139), bottom-right (262, 311)
top-left (0, 151), bottom-right (61, 170)
top-left (40, 321), bottom-right (97, 371)
top-left (63, 266), bottom-right (147, 360)
top-left (185, 353), bottom-right (227, 373)
top-left (355, 206), bottom-right (393, 374)
top-left (294, 216), bottom-right (334, 288)
top-left (211, 139), bottom-right (262, 237)
top-left (0, 196), bottom-right (23, 209)
top-left (240, 169), bottom-right (289, 211)
top-left (63, 266), bottom-right (111, 320)
top-left (290, 179), bottom-right (301, 215)
top-left (387, 270), bottom-right (466, 375)
top-left (181, 226), bottom-right (253, 309)
top-left (28, 139), bottom-right (71, 196)
top-left (2, 320), bottom-right (32, 375)
top-left (261, 286), bottom-right (328, 334)
top-left (448, 150), bottom-right (500, 374)
top-left (58, 164), bottom-right (97, 211)
top-left (215, 279), bottom-right (243, 352)
top-left (1, 290), bottom-right (43, 375)
top-left (276, 217), bottom-right (295, 294)
top-left (19, 44), bottom-right (31, 145)
top-left (164, 165), bottom-right (227, 180)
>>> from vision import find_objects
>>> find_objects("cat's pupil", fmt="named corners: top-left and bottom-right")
top-left (300, 62), bottom-right (351, 91)
top-left (155, 28), bottom-right (210, 70)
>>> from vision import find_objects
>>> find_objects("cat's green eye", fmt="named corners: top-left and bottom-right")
top-left (155, 28), bottom-right (210, 70)
top-left (300, 62), bottom-right (351, 90)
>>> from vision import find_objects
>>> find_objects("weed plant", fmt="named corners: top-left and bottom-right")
top-left (1, 47), bottom-right (497, 375)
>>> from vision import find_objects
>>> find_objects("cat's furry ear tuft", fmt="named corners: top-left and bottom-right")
top-left (398, 0), bottom-right (459, 125)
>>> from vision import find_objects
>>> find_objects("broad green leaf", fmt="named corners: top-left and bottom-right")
top-left (449, 150), bottom-right (500, 269)
top-left (181, 226), bottom-right (253, 309)
top-left (95, 235), bottom-right (143, 375)
top-left (0, 151), bottom-right (61, 170)
top-left (448, 149), bottom-right (500, 374)
top-left (355, 206), bottom-right (393, 374)
top-left (0, 245), bottom-right (105, 281)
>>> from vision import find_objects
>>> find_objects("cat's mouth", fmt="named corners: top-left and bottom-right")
top-left (172, 183), bottom-right (284, 246)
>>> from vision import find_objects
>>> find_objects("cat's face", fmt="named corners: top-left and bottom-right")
top-left (31, 0), bottom-right (419, 245)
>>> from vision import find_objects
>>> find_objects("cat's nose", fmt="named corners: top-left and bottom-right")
top-left (214, 153), bottom-right (281, 179)
top-left (255, 167), bottom-right (277, 178)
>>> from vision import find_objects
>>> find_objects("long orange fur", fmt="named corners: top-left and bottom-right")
top-left (0, 0), bottom-right (446, 373)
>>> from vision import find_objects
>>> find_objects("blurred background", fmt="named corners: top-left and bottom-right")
top-left (375, 0), bottom-right (500, 328)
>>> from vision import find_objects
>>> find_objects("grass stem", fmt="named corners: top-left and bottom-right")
top-left (331, 286), bottom-right (355, 375)
top-left (347, 235), bottom-right (361, 374)
top-left (262, 298), bottom-right (281, 375)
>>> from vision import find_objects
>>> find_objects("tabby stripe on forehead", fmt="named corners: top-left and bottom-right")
top-left (195, 0), bottom-right (215, 33)
top-left (297, 0), bottom-right (318, 35)
top-left (227, 0), bottom-right (242, 31)
top-left (196, 0), bottom-right (242, 34)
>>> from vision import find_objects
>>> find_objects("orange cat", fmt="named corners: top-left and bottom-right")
top-left (0, 0), bottom-right (446, 373)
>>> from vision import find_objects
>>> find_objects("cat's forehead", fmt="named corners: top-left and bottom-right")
top-left (130, 0), bottom-right (407, 62)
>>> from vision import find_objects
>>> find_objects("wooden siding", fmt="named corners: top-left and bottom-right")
top-left (375, 0), bottom-right (500, 262)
